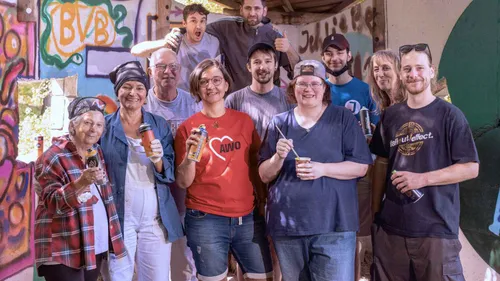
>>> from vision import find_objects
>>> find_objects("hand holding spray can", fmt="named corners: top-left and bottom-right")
top-left (172, 27), bottom-right (187, 54)
top-left (360, 106), bottom-right (372, 137)
top-left (139, 123), bottom-right (155, 157)
top-left (85, 148), bottom-right (108, 186)
top-left (187, 124), bottom-right (208, 162)
top-left (78, 148), bottom-right (106, 203)
top-left (392, 170), bottom-right (424, 203)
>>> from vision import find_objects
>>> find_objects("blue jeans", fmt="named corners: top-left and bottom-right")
top-left (185, 209), bottom-right (273, 280)
top-left (272, 232), bottom-right (356, 281)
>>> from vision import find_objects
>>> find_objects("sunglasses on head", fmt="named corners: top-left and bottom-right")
top-left (70, 97), bottom-right (106, 119)
top-left (399, 43), bottom-right (432, 63)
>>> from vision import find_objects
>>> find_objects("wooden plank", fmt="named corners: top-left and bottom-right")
top-left (292, 0), bottom-right (340, 9)
top-left (156, 0), bottom-right (172, 39)
top-left (297, 4), bottom-right (341, 13)
top-left (331, 0), bottom-right (359, 13)
top-left (210, 0), bottom-right (241, 10)
top-left (266, 0), bottom-right (284, 9)
top-left (17, 0), bottom-right (38, 22)
top-left (282, 0), bottom-right (294, 12)
top-left (372, 0), bottom-right (386, 51)
top-left (223, 9), bottom-right (332, 25)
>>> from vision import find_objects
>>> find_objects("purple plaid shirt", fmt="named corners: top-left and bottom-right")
top-left (34, 135), bottom-right (126, 270)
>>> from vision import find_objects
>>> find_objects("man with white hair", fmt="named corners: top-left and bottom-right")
top-left (143, 48), bottom-right (200, 281)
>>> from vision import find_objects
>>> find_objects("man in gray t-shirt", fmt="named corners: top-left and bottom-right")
top-left (131, 4), bottom-right (219, 92)
top-left (225, 41), bottom-right (293, 281)
top-left (225, 42), bottom-right (293, 140)
top-left (143, 48), bottom-right (200, 281)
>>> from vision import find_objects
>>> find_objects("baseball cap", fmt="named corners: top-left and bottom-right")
top-left (293, 60), bottom-right (326, 80)
top-left (247, 42), bottom-right (276, 61)
top-left (322, 33), bottom-right (350, 52)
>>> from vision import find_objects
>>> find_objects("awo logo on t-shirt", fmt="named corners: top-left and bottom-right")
top-left (208, 136), bottom-right (241, 161)
top-left (389, 121), bottom-right (433, 156)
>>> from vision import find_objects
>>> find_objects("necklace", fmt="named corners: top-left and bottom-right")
top-left (213, 121), bottom-right (219, 128)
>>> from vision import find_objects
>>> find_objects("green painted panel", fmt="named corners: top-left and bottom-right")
top-left (440, 0), bottom-right (500, 270)
top-left (439, 0), bottom-right (499, 132)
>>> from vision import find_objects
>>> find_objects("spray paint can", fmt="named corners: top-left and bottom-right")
top-left (359, 106), bottom-right (372, 137)
top-left (139, 123), bottom-right (155, 157)
top-left (187, 124), bottom-right (208, 162)
top-left (173, 27), bottom-right (187, 54)
top-left (86, 148), bottom-right (108, 185)
top-left (392, 170), bottom-right (424, 203)
top-left (36, 136), bottom-right (44, 158)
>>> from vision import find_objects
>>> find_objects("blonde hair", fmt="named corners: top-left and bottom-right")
top-left (367, 50), bottom-right (406, 112)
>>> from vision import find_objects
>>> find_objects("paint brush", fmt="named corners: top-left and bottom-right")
top-left (275, 125), bottom-right (300, 158)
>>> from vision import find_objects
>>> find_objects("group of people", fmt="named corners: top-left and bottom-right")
top-left (33, 1), bottom-right (480, 281)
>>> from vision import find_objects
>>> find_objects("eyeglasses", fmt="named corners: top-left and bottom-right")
top-left (296, 81), bottom-right (324, 90)
top-left (199, 77), bottom-right (224, 88)
top-left (399, 43), bottom-right (432, 63)
top-left (154, 63), bottom-right (180, 72)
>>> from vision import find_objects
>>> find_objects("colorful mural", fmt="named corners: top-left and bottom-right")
top-left (0, 3), bottom-right (36, 280)
top-left (39, 0), bottom-right (147, 97)
top-left (0, 2), bottom-right (36, 103)
top-left (40, 0), bottom-right (133, 69)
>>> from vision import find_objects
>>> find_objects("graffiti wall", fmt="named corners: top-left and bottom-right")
top-left (297, 0), bottom-right (374, 81)
top-left (39, 0), bottom-right (155, 97)
top-left (1, 1), bottom-right (36, 100)
top-left (0, 2), bottom-right (36, 280)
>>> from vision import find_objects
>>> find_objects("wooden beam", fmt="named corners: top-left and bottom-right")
top-left (17, 0), bottom-right (38, 22)
top-left (292, 0), bottom-right (342, 9)
top-left (331, 0), bottom-right (358, 14)
top-left (372, 0), bottom-right (386, 51)
top-left (223, 9), bottom-right (332, 25)
top-left (210, 0), bottom-right (241, 10)
top-left (281, 0), bottom-right (294, 12)
top-left (156, 0), bottom-right (172, 39)
top-left (297, 5), bottom-right (341, 13)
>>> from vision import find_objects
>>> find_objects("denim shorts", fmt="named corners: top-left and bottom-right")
top-left (185, 209), bottom-right (273, 281)
top-left (273, 232), bottom-right (356, 281)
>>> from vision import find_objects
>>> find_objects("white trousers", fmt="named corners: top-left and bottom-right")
top-left (109, 186), bottom-right (172, 281)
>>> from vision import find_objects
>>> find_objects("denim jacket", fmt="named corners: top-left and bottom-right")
top-left (100, 108), bottom-right (183, 242)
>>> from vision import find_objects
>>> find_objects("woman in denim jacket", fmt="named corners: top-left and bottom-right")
top-left (100, 61), bottom-right (183, 281)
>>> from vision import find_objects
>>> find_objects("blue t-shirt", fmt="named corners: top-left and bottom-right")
top-left (327, 77), bottom-right (379, 124)
top-left (259, 105), bottom-right (373, 236)
top-left (370, 98), bottom-right (479, 239)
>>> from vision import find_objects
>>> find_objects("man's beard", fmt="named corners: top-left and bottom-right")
top-left (245, 17), bottom-right (261, 27)
top-left (254, 71), bottom-right (273, 84)
top-left (405, 80), bottom-right (429, 95)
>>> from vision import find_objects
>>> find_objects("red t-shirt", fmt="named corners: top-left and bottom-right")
top-left (175, 109), bottom-right (260, 217)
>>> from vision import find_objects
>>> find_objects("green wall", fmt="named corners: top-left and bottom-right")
top-left (440, 0), bottom-right (500, 269)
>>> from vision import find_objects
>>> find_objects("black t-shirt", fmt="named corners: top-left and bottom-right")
top-left (370, 98), bottom-right (479, 239)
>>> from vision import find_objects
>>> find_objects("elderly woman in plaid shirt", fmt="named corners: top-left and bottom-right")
top-left (34, 97), bottom-right (126, 281)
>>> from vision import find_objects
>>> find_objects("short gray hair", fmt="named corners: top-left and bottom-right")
top-left (149, 48), bottom-right (178, 66)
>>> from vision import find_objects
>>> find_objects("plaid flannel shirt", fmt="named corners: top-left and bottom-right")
top-left (34, 135), bottom-right (127, 270)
